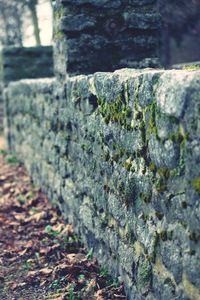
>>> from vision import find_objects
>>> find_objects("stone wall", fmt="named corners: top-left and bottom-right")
top-left (0, 46), bottom-right (54, 133)
top-left (4, 68), bottom-right (200, 300)
top-left (53, 0), bottom-right (160, 77)
top-left (0, 46), bottom-right (54, 84)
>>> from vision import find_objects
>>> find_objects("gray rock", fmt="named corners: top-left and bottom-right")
top-left (149, 136), bottom-right (180, 168)
top-left (156, 71), bottom-right (200, 118)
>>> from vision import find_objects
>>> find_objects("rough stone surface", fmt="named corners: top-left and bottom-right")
top-left (53, 0), bottom-right (160, 77)
top-left (4, 68), bottom-right (200, 300)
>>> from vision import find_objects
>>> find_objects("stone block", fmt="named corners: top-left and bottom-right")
top-left (0, 46), bottom-right (54, 84)
top-left (54, 0), bottom-right (160, 76)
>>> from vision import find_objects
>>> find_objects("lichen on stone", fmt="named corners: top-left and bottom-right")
top-left (191, 177), bottom-right (200, 195)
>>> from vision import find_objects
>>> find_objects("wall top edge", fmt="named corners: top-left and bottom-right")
top-left (6, 67), bottom-right (200, 89)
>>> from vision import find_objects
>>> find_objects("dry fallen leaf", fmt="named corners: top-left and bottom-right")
top-left (67, 253), bottom-right (86, 264)
top-left (39, 246), bottom-right (51, 255)
top-left (21, 240), bottom-right (33, 250)
top-left (14, 213), bottom-right (26, 222)
top-left (9, 281), bottom-right (27, 290)
top-left (18, 248), bottom-right (28, 256)
top-left (25, 211), bottom-right (47, 222)
top-left (39, 279), bottom-right (47, 287)
top-left (53, 263), bottom-right (70, 277)
top-left (0, 214), bottom-right (7, 223)
top-left (39, 268), bottom-right (53, 276)
top-left (48, 294), bottom-right (64, 300)
top-left (95, 290), bottom-right (104, 300)
top-left (60, 224), bottom-right (74, 236)
top-left (10, 282), bottom-right (18, 290)
top-left (5, 220), bottom-right (19, 226)
top-left (27, 270), bottom-right (38, 277)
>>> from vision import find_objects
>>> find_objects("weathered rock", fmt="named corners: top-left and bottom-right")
top-left (0, 46), bottom-right (54, 84)
top-left (4, 68), bottom-right (200, 300)
top-left (53, 0), bottom-right (160, 76)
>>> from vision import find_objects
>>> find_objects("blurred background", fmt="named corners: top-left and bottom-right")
top-left (0, 0), bottom-right (199, 66)
top-left (158, 0), bottom-right (200, 66)
top-left (0, 0), bottom-right (53, 48)
top-left (0, 0), bottom-right (53, 133)
top-left (0, 0), bottom-right (199, 133)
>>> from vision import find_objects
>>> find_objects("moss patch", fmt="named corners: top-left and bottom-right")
top-left (54, 5), bottom-right (65, 20)
top-left (182, 64), bottom-right (200, 71)
top-left (182, 273), bottom-right (200, 300)
top-left (191, 177), bottom-right (200, 195)
top-left (97, 96), bottom-right (132, 129)
top-left (145, 101), bottom-right (158, 138)
top-left (137, 255), bottom-right (152, 293)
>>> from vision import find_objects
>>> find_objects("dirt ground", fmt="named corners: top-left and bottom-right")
top-left (0, 136), bottom-right (126, 300)
top-left (0, 135), bottom-right (5, 150)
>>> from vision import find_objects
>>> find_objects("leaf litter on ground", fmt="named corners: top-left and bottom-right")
top-left (0, 146), bottom-right (127, 300)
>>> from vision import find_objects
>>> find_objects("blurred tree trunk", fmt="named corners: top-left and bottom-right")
top-left (28, 0), bottom-right (41, 46)
top-left (15, 11), bottom-right (23, 47)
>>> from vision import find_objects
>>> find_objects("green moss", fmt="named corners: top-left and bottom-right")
top-left (108, 217), bottom-right (118, 229)
top-left (155, 211), bottom-right (164, 220)
top-left (103, 150), bottom-right (110, 161)
top-left (168, 115), bottom-right (179, 125)
top-left (191, 177), bottom-right (200, 195)
top-left (6, 155), bottom-right (20, 164)
top-left (179, 139), bottom-right (186, 174)
top-left (163, 278), bottom-right (176, 291)
top-left (155, 178), bottom-right (167, 193)
top-left (119, 224), bottom-right (133, 241)
top-left (149, 162), bottom-right (157, 173)
top-left (137, 256), bottom-right (151, 292)
top-left (99, 212), bottom-right (109, 227)
top-left (54, 31), bottom-right (64, 40)
top-left (53, 5), bottom-right (65, 40)
top-left (169, 125), bottom-right (189, 144)
top-left (149, 102), bottom-right (157, 134)
top-left (159, 231), bottom-right (167, 241)
top-left (140, 192), bottom-right (151, 203)
top-left (112, 153), bottom-right (120, 163)
top-left (139, 120), bottom-right (146, 145)
top-left (182, 273), bottom-right (200, 300)
top-left (97, 95), bottom-right (132, 129)
top-left (54, 5), bottom-right (65, 20)
top-left (157, 167), bottom-right (170, 179)
top-left (122, 178), bottom-right (137, 207)
top-left (123, 157), bottom-right (133, 171)
top-left (135, 111), bottom-right (143, 120)
top-left (0, 149), bottom-right (7, 156)
top-left (182, 64), bottom-right (200, 71)
top-left (169, 132), bottom-right (184, 144)
top-left (169, 126), bottom-right (188, 177)
top-left (154, 167), bottom-right (170, 193)
top-left (145, 101), bottom-right (158, 139)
